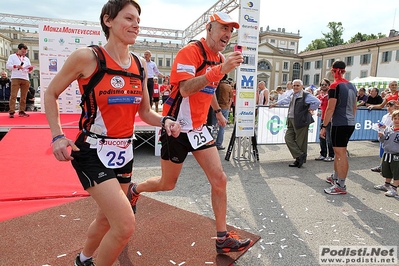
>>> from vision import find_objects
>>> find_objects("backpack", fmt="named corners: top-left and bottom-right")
top-left (166, 40), bottom-right (223, 118)
top-left (79, 45), bottom-right (144, 131)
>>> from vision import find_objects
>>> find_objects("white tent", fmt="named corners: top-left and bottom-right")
top-left (351, 76), bottom-right (399, 89)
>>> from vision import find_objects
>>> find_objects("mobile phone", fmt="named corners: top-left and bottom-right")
top-left (234, 45), bottom-right (242, 53)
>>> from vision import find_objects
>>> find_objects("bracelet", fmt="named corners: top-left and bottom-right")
top-left (51, 134), bottom-right (66, 145)
top-left (321, 125), bottom-right (327, 129)
top-left (161, 116), bottom-right (176, 127)
top-left (214, 108), bottom-right (222, 114)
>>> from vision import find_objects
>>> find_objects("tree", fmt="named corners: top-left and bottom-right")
top-left (322, 22), bottom-right (345, 47)
top-left (304, 38), bottom-right (327, 51)
top-left (347, 32), bottom-right (387, 43)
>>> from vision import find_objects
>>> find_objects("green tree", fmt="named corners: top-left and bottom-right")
top-left (303, 38), bottom-right (327, 51)
top-left (322, 22), bottom-right (345, 47)
top-left (347, 32), bottom-right (387, 43)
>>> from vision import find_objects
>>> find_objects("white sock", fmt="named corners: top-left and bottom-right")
top-left (79, 252), bottom-right (91, 262)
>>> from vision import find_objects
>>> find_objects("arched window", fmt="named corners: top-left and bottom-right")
top-left (258, 60), bottom-right (271, 70)
top-left (292, 62), bottom-right (301, 80)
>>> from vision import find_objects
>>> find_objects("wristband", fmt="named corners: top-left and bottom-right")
top-left (321, 125), bottom-right (327, 129)
top-left (205, 65), bottom-right (224, 83)
top-left (214, 108), bottom-right (222, 114)
top-left (51, 134), bottom-right (65, 145)
top-left (161, 116), bottom-right (176, 127)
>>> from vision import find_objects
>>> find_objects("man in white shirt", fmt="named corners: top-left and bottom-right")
top-left (144, 50), bottom-right (164, 107)
top-left (6, 43), bottom-right (33, 118)
top-left (278, 80), bottom-right (294, 105)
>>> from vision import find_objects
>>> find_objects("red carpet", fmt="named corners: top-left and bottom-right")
top-left (0, 196), bottom-right (260, 265)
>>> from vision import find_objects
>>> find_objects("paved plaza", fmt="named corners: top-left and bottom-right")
top-left (132, 126), bottom-right (398, 265)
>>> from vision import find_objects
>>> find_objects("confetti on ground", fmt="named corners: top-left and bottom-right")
top-left (376, 227), bottom-right (383, 230)
top-left (265, 242), bottom-right (275, 245)
top-left (137, 251), bottom-right (142, 256)
top-left (298, 238), bottom-right (304, 242)
top-left (293, 234), bottom-right (299, 238)
top-left (72, 191), bottom-right (77, 195)
top-left (259, 213), bottom-right (263, 216)
top-left (331, 225), bottom-right (336, 228)
top-left (260, 245), bottom-right (265, 250)
top-left (268, 232), bottom-right (275, 235)
top-left (299, 255), bottom-right (307, 257)
top-left (258, 254), bottom-right (262, 259)
top-left (60, 215), bottom-right (66, 218)
top-left (333, 239), bottom-right (340, 242)
top-left (205, 262), bottom-right (214, 264)
top-left (395, 213), bottom-right (399, 216)
top-left (57, 254), bottom-right (66, 258)
top-left (305, 208), bottom-right (308, 211)
top-left (280, 238), bottom-right (286, 242)
top-left (191, 242), bottom-right (195, 247)
top-left (178, 262), bottom-right (186, 266)
top-left (342, 212), bottom-right (349, 216)
top-left (281, 245), bottom-right (288, 250)
top-left (304, 230), bottom-right (313, 235)
top-left (170, 260), bottom-right (176, 264)
top-left (278, 253), bottom-right (282, 258)
top-left (259, 229), bottom-right (264, 232)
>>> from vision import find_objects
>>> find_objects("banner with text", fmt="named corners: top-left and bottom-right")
top-left (38, 22), bottom-right (106, 113)
top-left (234, 0), bottom-right (260, 137)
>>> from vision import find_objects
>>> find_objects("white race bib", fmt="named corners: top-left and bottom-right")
top-left (96, 138), bottom-right (133, 169)
top-left (187, 126), bottom-right (213, 149)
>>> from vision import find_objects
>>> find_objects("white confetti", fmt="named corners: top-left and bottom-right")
top-left (280, 238), bottom-right (286, 242)
top-left (205, 262), bottom-right (214, 265)
top-left (342, 212), bottom-right (349, 216)
top-left (191, 242), bottom-right (195, 246)
top-left (333, 239), bottom-right (340, 242)
top-left (57, 254), bottom-right (67, 258)
top-left (269, 232), bottom-right (275, 235)
top-left (73, 218), bottom-right (81, 221)
top-left (298, 238), bottom-right (304, 242)
top-left (72, 191), bottom-right (77, 195)
top-left (259, 213), bottom-right (263, 216)
top-left (299, 254), bottom-right (307, 257)
top-left (331, 224), bottom-right (336, 228)
top-left (178, 262), bottom-right (186, 266)
top-left (259, 229), bottom-right (264, 232)
top-left (278, 253), bottom-right (282, 258)
top-left (137, 251), bottom-right (142, 256)
top-left (293, 234), bottom-right (299, 238)
top-left (271, 220), bottom-right (274, 223)
top-left (260, 245), bottom-right (265, 250)
top-left (170, 260), bottom-right (176, 265)
top-left (60, 215), bottom-right (66, 218)
top-left (304, 230), bottom-right (313, 235)
top-left (305, 208), bottom-right (308, 211)
top-left (257, 254), bottom-right (262, 259)
top-left (265, 242), bottom-right (275, 245)
top-left (376, 227), bottom-right (383, 230)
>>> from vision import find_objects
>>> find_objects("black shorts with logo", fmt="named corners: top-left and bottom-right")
top-left (331, 126), bottom-right (355, 147)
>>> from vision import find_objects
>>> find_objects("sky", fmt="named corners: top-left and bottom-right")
top-left (1, 0), bottom-right (399, 51)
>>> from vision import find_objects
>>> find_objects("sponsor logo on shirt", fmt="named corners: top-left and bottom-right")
top-left (110, 76), bottom-right (125, 89)
top-left (176, 63), bottom-right (195, 76)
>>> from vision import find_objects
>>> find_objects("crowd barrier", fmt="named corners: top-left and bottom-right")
top-left (256, 106), bottom-right (387, 144)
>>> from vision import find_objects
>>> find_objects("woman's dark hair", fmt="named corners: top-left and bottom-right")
top-left (100, 0), bottom-right (141, 40)
top-left (332, 60), bottom-right (346, 69)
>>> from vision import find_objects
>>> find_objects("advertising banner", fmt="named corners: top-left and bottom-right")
top-left (38, 22), bottom-right (106, 113)
top-left (234, 0), bottom-right (260, 137)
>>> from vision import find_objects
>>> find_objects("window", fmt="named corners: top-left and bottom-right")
top-left (345, 56), bottom-right (353, 66)
top-left (290, 41), bottom-right (295, 46)
top-left (344, 71), bottom-right (351, 81)
top-left (283, 62), bottom-right (288, 70)
top-left (270, 39), bottom-right (275, 43)
top-left (13, 33), bottom-right (18, 39)
top-left (360, 54), bottom-right (371, 64)
top-left (282, 74), bottom-right (288, 83)
top-left (396, 50), bottom-right (399, 61)
top-left (327, 59), bottom-right (335, 67)
top-left (304, 62), bottom-right (311, 70)
top-left (158, 58), bottom-right (163, 67)
top-left (34, 52), bottom-right (39, 60)
top-left (166, 58), bottom-right (171, 67)
top-left (292, 62), bottom-right (301, 80)
top-left (382, 51), bottom-right (392, 63)
top-left (315, 60), bottom-right (321, 69)
top-left (303, 75), bottom-right (310, 86)
top-left (258, 61), bottom-right (271, 70)
top-left (360, 70), bottom-right (368, 78)
top-left (313, 74), bottom-right (320, 86)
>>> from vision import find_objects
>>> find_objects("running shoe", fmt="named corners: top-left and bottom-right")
top-left (127, 182), bottom-right (140, 214)
top-left (315, 155), bottom-right (326, 161)
top-left (216, 231), bottom-right (252, 254)
top-left (74, 254), bottom-right (95, 266)
top-left (324, 157), bottom-right (334, 162)
top-left (374, 184), bottom-right (390, 192)
top-left (326, 174), bottom-right (336, 185)
top-left (324, 184), bottom-right (347, 195)
top-left (385, 187), bottom-right (398, 197)
top-left (18, 111), bottom-right (30, 117)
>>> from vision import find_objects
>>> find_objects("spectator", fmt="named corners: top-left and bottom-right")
top-left (25, 86), bottom-right (36, 111)
top-left (365, 87), bottom-right (383, 107)
top-left (315, 78), bottom-right (334, 162)
top-left (0, 71), bottom-right (11, 111)
top-left (370, 100), bottom-right (398, 172)
top-left (44, 1), bottom-right (181, 265)
top-left (256, 81), bottom-right (269, 105)
top-left (6, 43), bottom-right (33, 118)
top-left (373, 109), bottom-right (399, 197)
top-left (153, 77), bottom-right (160, 112)
top-left (321, 60), bottom-right (357, 195)
top-left (160, 79), bottom-right (171, 105)
top-left (270, 79), bottom-right (320, 168)
top-left (356, 87), bottom-right (368, 107)
top-left (128, 11), bottom-right (252, 254)
top-left (368, 81), bottom-right (398, 109)
top-left (144, 50), bottom-right (164, 107)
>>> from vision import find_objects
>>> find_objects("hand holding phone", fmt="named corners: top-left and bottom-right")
top-left (234, 44), bottom-right (242, 53)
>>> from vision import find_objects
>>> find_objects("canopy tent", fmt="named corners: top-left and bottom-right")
top-left (351, 76), bottom-right (399, 89)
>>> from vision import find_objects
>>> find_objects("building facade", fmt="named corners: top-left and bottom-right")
top-left (1, 26), bottom-right (398, 91)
